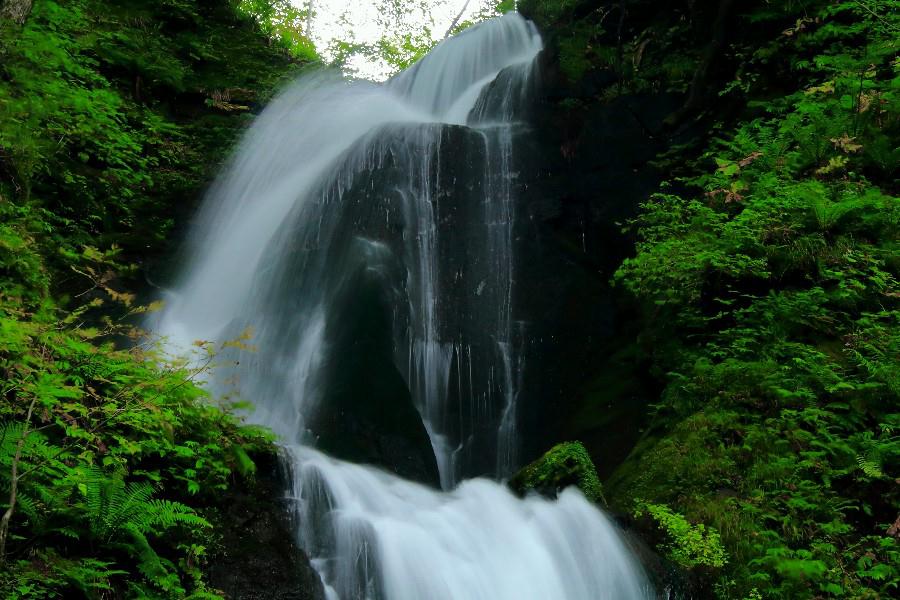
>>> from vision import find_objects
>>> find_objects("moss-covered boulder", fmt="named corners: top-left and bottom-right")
top-left (508, 441), bottom-right (604, 503)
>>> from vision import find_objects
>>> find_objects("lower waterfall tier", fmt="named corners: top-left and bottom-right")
top-left (288, 446), bottom-right (652, 600)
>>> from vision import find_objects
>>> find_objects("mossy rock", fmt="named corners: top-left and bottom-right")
top-left (509, 441), bottom-right (604, 503)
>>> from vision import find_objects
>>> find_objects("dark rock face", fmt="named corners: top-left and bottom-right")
top-left (613, 524), bottom-right (705, 600)
top-left (205, 452), bottom-right (326, 600)
top-left (510, 2), bottom-right (730, 478)
top-left (294, 79), bottom-right (682, 483)
top-left (511, 81), bottom-right (678, 472)
top-left (311, 247), bottom-right (441, 487)
top-left (301, 123), bottom-right (533, 483)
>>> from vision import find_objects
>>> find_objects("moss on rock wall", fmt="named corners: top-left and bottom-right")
top-left (509, 441), bottom-right (604, 504)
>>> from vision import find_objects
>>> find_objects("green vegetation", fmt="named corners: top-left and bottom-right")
top-left (0, 0), bottom-right (316, 596)
top-left (0, 0), bottom-right (314, 272)
top-left (589, 1), bottom-right (900, 597)
top-left (633, 502), bottom-right (729, 570)
top-left (509, 441), bottom-right (605, 503)
top-left (327, 0), bottom-right (507, 77)
top-left (0, 300), bottom-right (276, 597)
top-left (2, 0), bottom-right (898, 598)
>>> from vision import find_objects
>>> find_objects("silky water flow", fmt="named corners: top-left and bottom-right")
top-left (152, 13), bottom-right (653, 600)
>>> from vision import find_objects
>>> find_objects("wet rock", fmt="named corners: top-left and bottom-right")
top-left (311, 253), bottom-right (441, 487)
top-left (302, 123), bottom-right (522, 483)
top-left (205, 452), bottom-right (325, 600)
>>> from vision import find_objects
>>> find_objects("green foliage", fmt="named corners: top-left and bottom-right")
top-left (509, 441), bottom-right (605, 503)
top-left (518, 0), bottom-right (704, 88)
top-left (610, 2), bottom-right (900, 598)
top-left (634, 502), bottom-right (728, 569)
top-left (0, 295), bottom-right (275, 597)
top-left (0, 2), bottom-right (293, 597)
top-left (518, 0), bottom-right (582, 29)
top-left (325, 0), bottom-right (443, 77)
top-left (0, 0), bottom-right (315, 296)
top-left (325, 0), bottom-right (504, 78)
top-left (237, 0), bottom-right (318, 61)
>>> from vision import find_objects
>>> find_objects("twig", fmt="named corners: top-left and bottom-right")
top-left (444, 0), bottom-right (472, 39)
top-left (0, 396), bottom-right (37, 563)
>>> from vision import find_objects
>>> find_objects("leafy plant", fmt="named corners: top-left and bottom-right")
top-left (634, 502), bottom-right (728, 569)
top-left (607, 1), bottom-right (900, 597)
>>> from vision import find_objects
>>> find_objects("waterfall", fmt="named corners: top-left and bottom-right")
top-left (153, 13), bottom-right (652, 600)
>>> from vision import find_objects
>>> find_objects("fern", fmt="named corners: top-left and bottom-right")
top-left (147, 499), bottom-right (211, 530)
top-left (81, 468), bottom-right (210, 542)
top-left (856, 454), bottom-right (884, 479)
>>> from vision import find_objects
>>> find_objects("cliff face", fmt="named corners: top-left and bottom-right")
top-left (510, 0), bottom-right (714, 471)
top-left (511, 0), bottom-right (789, 473)
top-left (516, 3), bottom-right (900, 599)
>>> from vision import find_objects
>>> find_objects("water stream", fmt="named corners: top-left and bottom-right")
top-left (153, 13), bottom-right (652, 600)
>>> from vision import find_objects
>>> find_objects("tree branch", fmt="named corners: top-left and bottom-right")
top-left (444, 0), bottom-right (472, 39)
top-left (0, 0), bottom-right (34, 25)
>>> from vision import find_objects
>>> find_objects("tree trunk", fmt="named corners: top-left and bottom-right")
top-left (0, 397), bottom-right (36, 564)
top-left (664, 0), bottom-right (734, 127)
top-left (0, 0), bottom-right (33, 25)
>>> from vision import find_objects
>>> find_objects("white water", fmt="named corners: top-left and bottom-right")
top-left (289, 446), bottom-right (649, 600)
top-left (153, 13), bottom-right (652, 600)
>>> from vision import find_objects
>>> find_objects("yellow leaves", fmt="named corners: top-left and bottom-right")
top-left (207, 89), bottom-right (251, 112)
top-left (211, 100), bottom-right (250, 112)
top-left (707, 152), bottom-right (760, 203)
top-left (716, 151), bottom-right (763, 176)
top-left (782, 17), bottom-right (817, 38)
top-left (857, 92), bottom-right (874, 113)
top-left (73, 327), bottom-right (101, 340)
top-left (805, 81), bottom-right (835, 95)
top-left (831, 133), bottom-right (862, 153)
top-left (128, 299), bottom-right (165, 315)
top-left (221, 326), bottom-right (257, 352)
top-left (189, 328), bottom-right (258, 354)
top-left (738, 151), bottom-right (764, 168)
top-left (706, 182), bottom-right (747, 204)
top-left (81, 245), bottom-right (106, 263)
top-left (105, 288), bottom-right (136, 307)
top-left (816, 155), bottom-right (849, 175)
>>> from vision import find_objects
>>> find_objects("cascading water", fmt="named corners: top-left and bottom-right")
top-left (153, 13), bottom-right (653, 600)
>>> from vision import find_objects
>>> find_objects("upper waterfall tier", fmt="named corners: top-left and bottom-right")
top-left (389, 13), bottom-right (541, 123)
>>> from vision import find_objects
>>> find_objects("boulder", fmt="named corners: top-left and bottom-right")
top-left (508, 441), bottom-right (604, 503)
top-left (205, 451), bottom-right (325, 600)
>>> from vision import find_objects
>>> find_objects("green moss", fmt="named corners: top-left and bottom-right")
top-left (509, 441), bottom-right (604, 504)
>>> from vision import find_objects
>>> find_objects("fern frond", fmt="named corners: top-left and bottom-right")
top-left (148, 499), bottom-right (211, 529)
top-left (124, 525), bottom-right (167, 581)
top-left (856, 454), bottom-right (885, 478)
top-left (15, 492), bottom-right (42, 525)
